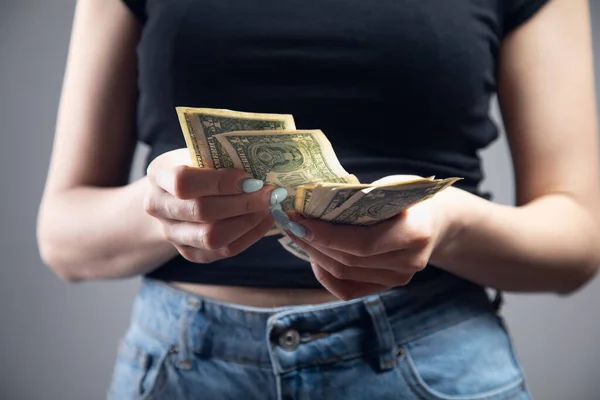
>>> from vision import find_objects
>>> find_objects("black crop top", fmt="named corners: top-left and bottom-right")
top-left (121, 0), bottom-right (548, 288)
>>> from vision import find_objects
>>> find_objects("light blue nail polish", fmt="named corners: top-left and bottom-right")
top-left (270, 187), bottom-right (288, 205)
top-left (270, 203), bottom-right (283, 212)
top-left (271, 208), bottom-right (291, 227)
top-left (242, 179), bottom-right (264, 193)
top-left (287, 222), bottom-right (306, 238)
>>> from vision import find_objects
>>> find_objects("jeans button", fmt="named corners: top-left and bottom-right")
top-left (278, 329), bottom-right (300, 351)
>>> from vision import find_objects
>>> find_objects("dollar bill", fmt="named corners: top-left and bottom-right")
top-left (295, 183), bottom-right (334, 215)
top-left (176, 107), bottom-right (297, 169)
top-left (322, 178), bottom-right (461, 225)
top-left (294, 182), bottom-right (328, 215)
top-left (214, 129), bottom-right (359, 210)
top-left (176, 107), bottom-right (298, 236)
top-left (299, 185), bottom-right (360, 218)
top-left (311, 186), bottom-right (361, 218)
top-left (294, 185), bottom-right (311, 214)
top-left (298, 182), bottom-right (347, 216)
top-left (297, 177), bottom-right (438, 218)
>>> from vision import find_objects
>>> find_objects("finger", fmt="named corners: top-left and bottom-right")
top-left (302, 240), bottom-right (427, 273)
top-left (191, 186), bottom-right (287, 222)
top-left (311, 262), bottom-right (390, 301)
top-left (288, 212), bottom-right (417, 257)
top-left (177, 213), bottom-right (275, 263)
top-left (219, 214), bottom-right (277, 258)
top-left (163, 210), bottom-right (272, 250)
top-left (148, 150), bottom-right (261, 199)
top-left (293, 239), bottom-right (413, 286)
top-left (146, 185), bottom-right (286, 222)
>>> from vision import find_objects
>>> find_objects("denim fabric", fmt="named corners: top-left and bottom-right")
top-left (107, 275), bottom-right (531, 400)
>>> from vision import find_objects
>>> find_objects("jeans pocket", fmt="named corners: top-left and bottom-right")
top-left (107, 336), bottom-right (172, 400)
top-left (396, 312), bottom-right (529, 400)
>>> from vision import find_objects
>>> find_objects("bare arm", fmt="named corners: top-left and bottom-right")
top-left (37, 0), bottom-right (177, 281)
top-left (431, 0), bottom-right (600, 294)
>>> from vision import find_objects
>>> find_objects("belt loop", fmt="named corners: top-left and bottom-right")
top-left (176, 297), bottom-right (202, 369)
top-left (363, 295), bottom-right (397, 372)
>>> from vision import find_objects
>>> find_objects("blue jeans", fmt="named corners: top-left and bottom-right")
top-left (107, 275), bottom-right (531, 400)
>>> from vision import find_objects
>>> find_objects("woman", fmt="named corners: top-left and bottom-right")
top-left (37, 0), bottom-right (600, 398)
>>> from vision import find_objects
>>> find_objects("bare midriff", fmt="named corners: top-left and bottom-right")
top-left (170, 282), bottom-right (338, 308)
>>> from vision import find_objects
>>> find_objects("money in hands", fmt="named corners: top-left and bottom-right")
top-left (298, 177), bottom-right (460, 225)
top-left (176, 107), bottom-right (460, 260)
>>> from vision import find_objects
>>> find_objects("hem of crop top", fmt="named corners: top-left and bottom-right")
top-left (144, 261), bottom-right (446, 289)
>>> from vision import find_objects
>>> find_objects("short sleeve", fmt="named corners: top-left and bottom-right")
top-left (121, 0), bottom-right (147, 22)
top-left (502, 0), bottom-right (549, 36)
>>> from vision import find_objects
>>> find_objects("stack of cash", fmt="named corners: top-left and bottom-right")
top-left (176, 107), bottom-right (460, 261)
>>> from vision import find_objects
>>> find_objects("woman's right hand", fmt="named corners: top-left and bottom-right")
top-left (144, 149), bottom-right (286, 263)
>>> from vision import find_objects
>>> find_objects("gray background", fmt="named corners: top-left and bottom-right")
top-left (1, 1), bottom-right (599, 399)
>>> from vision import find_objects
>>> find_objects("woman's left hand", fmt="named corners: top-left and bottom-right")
top-left (287, 191), bottom-right (457, 300)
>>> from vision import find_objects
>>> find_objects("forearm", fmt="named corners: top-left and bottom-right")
top-left (37, 177), bottom-right (178, 281)
top-left (431, 188), bottom-right (600, 294)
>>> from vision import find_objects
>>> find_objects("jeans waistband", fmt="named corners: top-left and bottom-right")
top-left (131, 274), bottom-right (494, 374)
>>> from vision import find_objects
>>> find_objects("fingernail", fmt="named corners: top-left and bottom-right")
top-left (287, 222), bottom-right (306, 238)
top-left (271, 208), bottom-right (291, 227)
top-left (241, 179), bottom-right (264, 193)
top-left (270, 187), bottom-right (288, 205)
